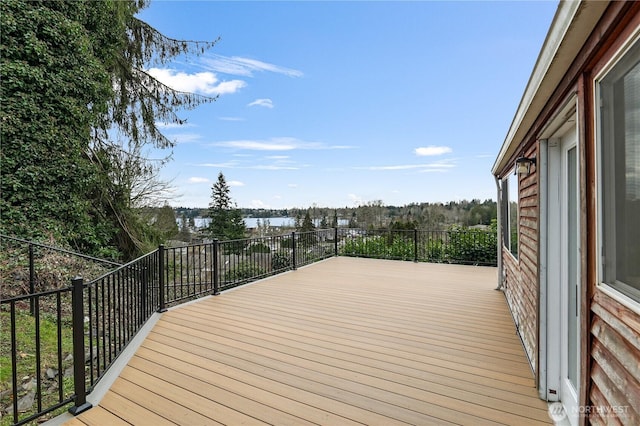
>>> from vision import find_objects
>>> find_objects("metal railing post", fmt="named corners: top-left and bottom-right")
top-left (213, 239), bottom-right (220, 295)
top-left (158, 245), bottom-right (167, 312)
top-left (10, 303), bottom-right (18, 424)
top-left (69, 277), bottom-right (92, 416)
top-left (140, 265), bottom-right (148, 320)
top-left (292, 232), bottom-right (297, 270)
top-left (29, 244), bottom-right (35, 315)
top-left (414, 229), bottom-right (418, 262)
top-left (334, 227), bottom-right (338, 256)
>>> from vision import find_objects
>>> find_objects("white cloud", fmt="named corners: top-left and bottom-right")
top-left (201, 55), bottom-right (303, 78)
top-left (251, 200), bottom-right (269, 208)
top-left (195, 159), bottom-right (299, 171)
top-left (288, 184), bottom-right (298, 188)
top-left (248, 98), bottom-right (274, 108)
top-left (359, 164), bottom-right (425, 171)
top-left (348, 194), bottom-right (364, 205)
top-left (147, 68), bottom-right (246, 95)
top-left (251, 165), bottom-right (299, 170)
top-left (217, 139), bottom-right (296, 151)
top-left (355, 162), bottom-right (455, 172)
top-left (418, 162), bottom-right (456, 173)
top-left (171, 133), bottom-right (201, 144)
top-left (414, 146), bottom-right (452, 156)
top-left (228, 180), bottom-right (245, 187)
top-left (196, 161), bottom-right (240, 168)
top-left (213, 137), bottom-right (353, 151)
top-left (188, 177), bottom-right (209, 183)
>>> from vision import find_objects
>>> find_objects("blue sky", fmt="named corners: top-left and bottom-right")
top-left (137, 1), bottom-right (558, 209)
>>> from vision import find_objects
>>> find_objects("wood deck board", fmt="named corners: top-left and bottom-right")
top-left (172, 307), bottom-right (526, 363)
top-left (66, 257), bottom-right (551, 425)
top-left (160, 312), bottom-right (532, 381)
top-left (168, 307), bottom-right (530, 370)
top-left (190, 294), bottom-right (521, 341)
top-left (62, 407), bottom-right (130, 426)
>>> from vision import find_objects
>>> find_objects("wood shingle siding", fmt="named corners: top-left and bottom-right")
top-left (493, 2), bottom-right (640, 424)
top-left (589, 289), bottom-right (640, 425)
top-left (502, 145), bottom-right (539, 375)
top-left (503, 251), bottom-right (538, 374)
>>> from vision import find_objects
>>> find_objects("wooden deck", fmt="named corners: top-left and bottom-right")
top-left (63, 257), bottom-right (551, 425)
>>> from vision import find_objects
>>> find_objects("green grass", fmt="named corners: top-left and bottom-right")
top-left (1, 306), bottom-right (75, 425)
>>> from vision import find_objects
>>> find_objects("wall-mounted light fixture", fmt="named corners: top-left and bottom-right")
top-left (515, 155), bottom-right (536, 176)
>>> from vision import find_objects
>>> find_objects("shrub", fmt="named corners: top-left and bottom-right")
top-left (271, 252), bottom-right (291, 271)
top-left (246, 242), bottom-right (270, 254)
top-left (224, 262), bottom-right (265, 282)
top-left (424, 239), bottom-right (445, 262)
top-left (445, 226), bottom-right (497, 265)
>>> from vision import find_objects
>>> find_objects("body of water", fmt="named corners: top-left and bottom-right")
top-left (180, 217), bottom-right (348, 229)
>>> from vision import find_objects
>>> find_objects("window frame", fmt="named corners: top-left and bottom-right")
top-left (502, 170), bottom-right (519, 260)
top-left (595, 31), bottom-right (640, 308)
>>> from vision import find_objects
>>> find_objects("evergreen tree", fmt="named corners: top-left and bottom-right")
top-left (1, 0), bottom-right (115, 251)
top-left (320, 216), bottom-right (328, 228)
top-left (207, 172), bottom-right (246, 240)
top-left (348, 211), bottom-right (358, 228)
top-left (1, 0), bottom-right (217, 259)
top-left (178, 213), bottom-right (191, 242)
top-left (299, 211), bottom-right (315, 232)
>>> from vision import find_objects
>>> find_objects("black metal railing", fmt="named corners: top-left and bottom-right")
top-left (0, 235), bottom-right (121, 310)
top-left (84, 250), bottom-right (160, 390)
top-left (338, 228), bottom-right (497, 266)
top-left (0, 227), bottom-right (495, 425)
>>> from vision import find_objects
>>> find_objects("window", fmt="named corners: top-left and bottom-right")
top-left (508, 171), bottom-right (519, 258)
top-left (501, 171), bottom-right (519, 258)
top-left (599, 38), bottom-right (640, 302)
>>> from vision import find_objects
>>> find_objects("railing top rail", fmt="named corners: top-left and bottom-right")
top-left (86, 248), bottom-right (159, 286)
top-left (0, 285), bottom-right (72, 304)
top-left (294, 228), bottom-right (334, 235)
top-left (0, 234), bottom-right (122, 267)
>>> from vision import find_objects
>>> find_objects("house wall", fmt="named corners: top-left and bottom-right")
top-left (496, 3), bottom-right (640, 424)
top-left (501, 144), bottom-right (539, 373)
top-left (585, 5), bottom-right (640, 424)
top-left (589, 289), bottom-right (640, 424)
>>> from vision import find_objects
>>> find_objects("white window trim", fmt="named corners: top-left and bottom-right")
top-left (506, 169), bottom-right (519, 261)
top-left (597, 284), bottom-right (640, 316)
top-left (594, 27), bottom-right (640, 309)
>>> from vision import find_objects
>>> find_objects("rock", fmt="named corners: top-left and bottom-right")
top-left (21, 378), bottom-right (36, 391)
top-left (85, 346), bottom-right (97, 363)
top-left (46, 368), bottom-right (58, 379)
top-left (64, 368), bottom-right (73, 378)
top-left (64, 353), bottom-right (73, 362)
top-left (17, 391), bottom-right (35, 412)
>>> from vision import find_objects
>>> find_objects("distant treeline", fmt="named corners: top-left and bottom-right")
top-left (174, 199), bottom-right (497, 230)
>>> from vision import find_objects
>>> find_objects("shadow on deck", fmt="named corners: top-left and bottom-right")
top-left (57, 257), bottom-right (550, 425)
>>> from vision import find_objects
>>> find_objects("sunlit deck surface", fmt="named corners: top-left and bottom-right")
top-left (64, 257), bottom-right (551, 425)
